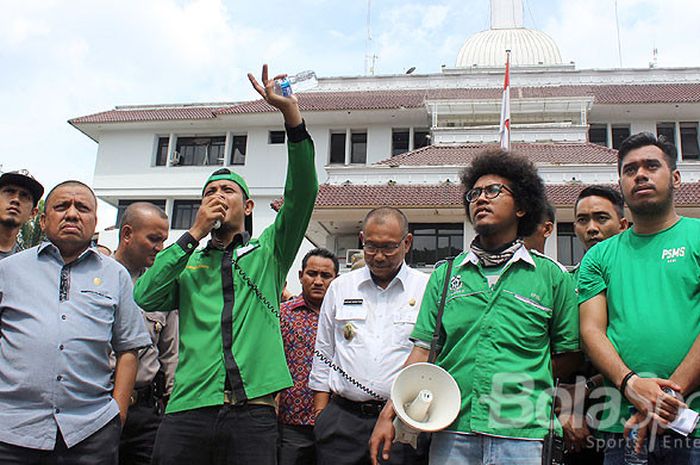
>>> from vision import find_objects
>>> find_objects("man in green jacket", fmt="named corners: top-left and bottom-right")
top-left (134, 65), bottom-right (318, 465)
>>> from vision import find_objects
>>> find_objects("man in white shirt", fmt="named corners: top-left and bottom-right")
top-left (309, 207), bottom-right (429, 465)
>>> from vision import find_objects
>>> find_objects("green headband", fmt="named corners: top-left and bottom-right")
top-left (202, 170), bottom-right (250, 199)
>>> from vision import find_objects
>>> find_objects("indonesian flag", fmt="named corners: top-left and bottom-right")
top-left (499, 50), bottom-right (511, 151)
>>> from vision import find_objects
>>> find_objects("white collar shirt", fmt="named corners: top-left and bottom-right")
top-left (309, 263), bottom-right (429, 402)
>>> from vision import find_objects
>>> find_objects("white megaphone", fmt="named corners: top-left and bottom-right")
top-left (390, 362), bottom-right (461, 448)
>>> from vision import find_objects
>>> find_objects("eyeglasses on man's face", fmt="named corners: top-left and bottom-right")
top-left (464, 183), bottom-right (514, 203)
top-left (362, 234), bottom-right (408, 255)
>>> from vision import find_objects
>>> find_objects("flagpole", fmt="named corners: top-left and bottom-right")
top-left (499, 49), bottom-right (511, 151)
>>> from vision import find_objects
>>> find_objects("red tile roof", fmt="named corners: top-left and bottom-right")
top-left (69, 83), bottom-right (700, 124)
top-left (379, 143), bottom-right (617, 166)
top-left (316, 182), bottom-right (700, 208)
top-left (222, 84), bottom-right (700, 114)
top-left (69, 105), bottom-right (234, 124)
top-left (674, 182), bottom-right (700, 205)
top-left (317, 184), bottom-right (463, 208)
top-left (219, 90), bottom-right (428, 114)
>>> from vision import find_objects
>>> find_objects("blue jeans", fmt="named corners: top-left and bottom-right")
top-left (603, 432), bottom-right (700, 465)
top-left (430, 431), bottom-right (542, 465)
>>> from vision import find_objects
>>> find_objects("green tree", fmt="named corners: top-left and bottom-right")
top-left (17, 200), bottom-right (45, 250)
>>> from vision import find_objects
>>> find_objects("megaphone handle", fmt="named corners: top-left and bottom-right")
top-left (393, 417), bottom-right (420, 449)
top-left (429, 257), bottom-right (455, 364)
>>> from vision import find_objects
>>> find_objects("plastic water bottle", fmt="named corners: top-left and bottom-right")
top-left (274, 70), bottom-right (318, 96)
top-left (624, 427), bottom-right (648, 464)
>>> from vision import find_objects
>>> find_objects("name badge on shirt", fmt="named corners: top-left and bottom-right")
top-left (343, 299), bottom-right (363, 305)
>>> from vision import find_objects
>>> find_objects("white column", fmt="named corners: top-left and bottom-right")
top-left (463, 219), bottom-right (476, 250)
top-left (164, 199), bottom-right (174, 222)
top-left (345, 128), bottom-right (352, 165)
top-left (546, 223), bottom-right (558, 260)
top-left (167, 133), bottom-right (177, 166)
top-left (675, 121), bottom-right (683, 161)
top-left (223, 131), bottom-right (232, 166)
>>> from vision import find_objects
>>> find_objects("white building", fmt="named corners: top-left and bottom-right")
top-left (71, 0), bottom-right (700, 281)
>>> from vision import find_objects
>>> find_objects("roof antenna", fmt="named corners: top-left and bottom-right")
top-left (649, 46), bottom-right (658, 68)
top-left (364, 0), bottom-right (378, 75)
top-left (614, 0), bottom-right (623, 67)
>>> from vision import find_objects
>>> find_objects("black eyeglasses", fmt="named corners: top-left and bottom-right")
top-left (464, 183), bottom-right (514, 203)
top-left (362, 234), bottom-right (408, 255)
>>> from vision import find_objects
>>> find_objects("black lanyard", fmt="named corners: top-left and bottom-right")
top-left (428, 258), bottom-right (454, 364)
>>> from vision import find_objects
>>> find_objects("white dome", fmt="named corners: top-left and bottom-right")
top-left (456, 28), bottom-right (562, 67)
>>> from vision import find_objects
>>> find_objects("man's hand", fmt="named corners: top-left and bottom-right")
top-left (560, 412), bottom-right (592, 452)
top-left (369, 402), bottom-right (396, 465)
top-left (119, 403), bottom-right (128, 426)
top-left (188, 194), bottom-right (228, 241)
top-left (625, 376), bottom-right (683, 424)
top-left (312, 391), bottom-right (330, 422)
top-left (248, 64), bottom-right (303, 127)
top-left (556, 381), bottom-right (592, 452)
top-left (624, 411), bottom-right (653, 454)
top-left (368, 346), bottom-right (429, 465)
top-left (113, 350), bottom-right (138, 427)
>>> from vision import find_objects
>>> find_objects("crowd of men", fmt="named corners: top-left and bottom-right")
top-left (0, 65), bottom-right (698, 465)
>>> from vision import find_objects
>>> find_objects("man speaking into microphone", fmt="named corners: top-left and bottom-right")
top-left (134, 64), bottom-right (318, 465)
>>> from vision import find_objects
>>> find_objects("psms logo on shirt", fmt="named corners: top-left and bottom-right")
top-left (661, 247), bottom-right (686, 263)
top-left (450, 275), bottom-right (462, 292)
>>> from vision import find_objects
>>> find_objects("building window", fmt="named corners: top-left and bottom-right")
top-left (680, 122), bottom-right (700, 160)
top-left (350, 132), bottom-right (367, 164)
top-left (414, 129), bottom-right (430, 149)
top-left (329, 132), bottom-right (346, 164)
top-left (556, 223), bottom-right (585, 267)
top-left (408, 224), bottom-right (464, 266)
top-left (269, 131), bottom-right (285, 144)
top-left (155, 137), bottom-right (169, 166)
top-left (656, 122), bottom-right (676, 146)
top-left (172, 200), bottom-right (201, 230)
top-left (173, 136), bottom-right (225, 166)
top-left (392, 129), bottom-right (410, 156)
top-left (611, 125), bottom-right (630, 150)
top-left (116, 199), bottom-right (166, 226)
top-left (231, 135), bottom-right (247, 165)
top-left (588, 124), bottom-right (608, 146)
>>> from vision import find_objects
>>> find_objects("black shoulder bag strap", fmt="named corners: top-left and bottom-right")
top-left (428, 257), bottom-right (455, 364)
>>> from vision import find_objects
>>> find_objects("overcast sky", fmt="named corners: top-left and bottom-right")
top-left (1, 0), bottom-right (698, 227)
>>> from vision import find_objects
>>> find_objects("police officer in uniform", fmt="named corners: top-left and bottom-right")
top-left (113, 202), bottom-right (178, 465)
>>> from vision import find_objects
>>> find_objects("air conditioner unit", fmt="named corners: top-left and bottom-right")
top-left (170, 151), bottom-right (181, 166)
top-left (345, 248), bottom-right (363, 267)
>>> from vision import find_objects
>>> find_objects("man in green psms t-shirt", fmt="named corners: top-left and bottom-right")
top-left (579, 132), bottom-right (700, 464)
top-left (133, 65), bottom-right (318, 465)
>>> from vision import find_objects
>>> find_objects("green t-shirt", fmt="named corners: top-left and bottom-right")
top-left (578, 216), bottom-right (700, 436)
top-left (411, 246), bottom-right (579, 439)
